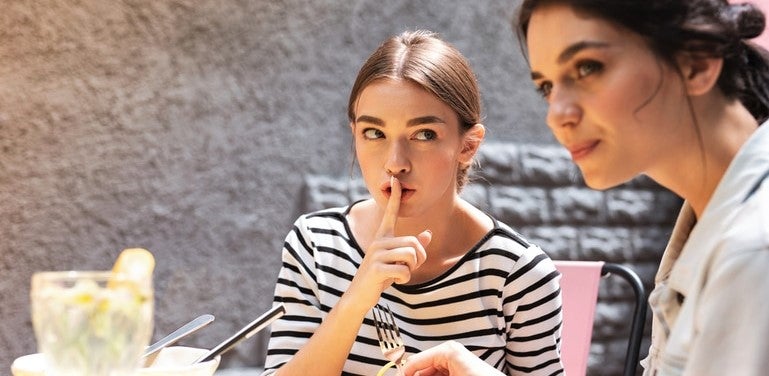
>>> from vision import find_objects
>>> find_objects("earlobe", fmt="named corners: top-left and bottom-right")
top-left (679, 54), bottom-right (723, 96)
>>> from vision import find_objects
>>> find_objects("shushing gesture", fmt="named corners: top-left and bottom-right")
top-left (349, 176), bottom-right (432, 310)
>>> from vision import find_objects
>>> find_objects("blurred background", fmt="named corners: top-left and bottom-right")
top-left (2, 0), bottom-right (766, 374)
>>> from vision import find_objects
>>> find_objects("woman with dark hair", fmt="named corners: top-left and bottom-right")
top-left (403, 1), bottom-right (769, 375)
top-left (262, 30), bottom-right (563, 376)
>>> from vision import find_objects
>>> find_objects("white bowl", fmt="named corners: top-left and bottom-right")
top-left (11, 346), bottom-right (221, 376)
top-left (10, 353), bottom-right (44, 376)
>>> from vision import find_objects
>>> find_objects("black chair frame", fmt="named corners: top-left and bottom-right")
top-left (601, 263), bottom-right (648, 376)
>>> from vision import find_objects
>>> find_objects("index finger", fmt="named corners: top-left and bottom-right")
top-left (400, 348), bottom-right (447, 376)
top-left (375, 176), bottom-right (401, 238)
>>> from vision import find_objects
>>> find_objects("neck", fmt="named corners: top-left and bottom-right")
top-left (646, 95), bottom-right (758, 218)
top-left (392, 196), bottom-right (463, 241)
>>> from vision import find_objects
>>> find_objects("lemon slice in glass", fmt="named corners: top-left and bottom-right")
top-left (110, 248), bottom-right (155, 291)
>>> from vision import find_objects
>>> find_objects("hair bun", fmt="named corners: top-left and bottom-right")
top-left (728, 2), bottom-right (766, 39)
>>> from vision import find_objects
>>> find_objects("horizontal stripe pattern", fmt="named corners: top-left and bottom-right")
top-left (263, 205), bottom-right (563, 375)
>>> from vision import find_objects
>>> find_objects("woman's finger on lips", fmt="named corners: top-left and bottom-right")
top-left (376, 176), bottom-right (401, 238)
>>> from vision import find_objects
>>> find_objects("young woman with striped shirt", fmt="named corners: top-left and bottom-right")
top-left (262, 30), bottom-right (564, 376)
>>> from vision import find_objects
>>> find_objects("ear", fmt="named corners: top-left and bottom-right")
top-left (677, 53), bottom-right (723, 96)
top-left (458, 124), bottom-right (485, 165)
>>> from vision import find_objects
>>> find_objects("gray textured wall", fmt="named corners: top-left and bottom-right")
top-left (1, 0), bottom-right (678, 374)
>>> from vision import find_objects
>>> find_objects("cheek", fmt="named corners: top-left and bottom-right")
top-left (354, 140), bottom-right (380, 163)
top-left (354, 148), bottom-right (383, 187)
top-left (358, 154), bottom-right (384, 197)
top-left (589, 76), bottom-right (661, 132)
top-left (417, 145), bottom-right (452, 162)
top-left (618, 65), bottom-right (683, 121)
top-left (423, 152), bottom-right (461, 181)
top-left (357, 150), bottom-right (381, 176)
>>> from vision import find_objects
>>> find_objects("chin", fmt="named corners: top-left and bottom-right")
top-left (581, 172), bottom-right (629, 191)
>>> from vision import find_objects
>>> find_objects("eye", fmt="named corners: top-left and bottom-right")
top-left (362, 128), bottom-right (384, 140)
top-left (535, 81), bottom-right (553, 98)
top-left (414, 129), bottom-right (437, 141)
top-left (576, 60), bottom-right (603, 78)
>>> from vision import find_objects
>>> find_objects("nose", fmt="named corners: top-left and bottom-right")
top-left (545, 86), bottom-right (582, 131)
top-left (384, 139), bottom-right (410, 176)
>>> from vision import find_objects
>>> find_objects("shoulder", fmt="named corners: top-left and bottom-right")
top-left (718, 183), bottom-right (769, 257)
top-left (460, 199), bottom-right (533, 251)
top-left (489, 220), bottom-right (533, 249)
top-left (716, 128), bottom-right (769, 256)
top-left (286, 205), bottom-right (353, 246)
top-left (283, 205), bottom-right (358, 259)
top-left (483, 219), bottom-right (546, 258)
top-left (698, 180), bottom-right (769, 285)
top-left (293, 205), bottom-right (350, 227)
top-left (480, 220), bottom-right (557, 273)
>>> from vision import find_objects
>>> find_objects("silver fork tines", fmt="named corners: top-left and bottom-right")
top-left (372, 304), bottom-right (405, 371)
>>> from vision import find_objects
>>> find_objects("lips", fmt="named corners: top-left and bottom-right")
top-left (381, 180), bottom-right (415, 201)
top-left (567, 140), bottom-right (600, 161)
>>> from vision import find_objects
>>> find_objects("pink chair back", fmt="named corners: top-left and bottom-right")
top-left (554, 260), bottom-right (605, 376)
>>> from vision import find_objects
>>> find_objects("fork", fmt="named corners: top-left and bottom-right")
top-left (372, 303), bottom-right (406, 372)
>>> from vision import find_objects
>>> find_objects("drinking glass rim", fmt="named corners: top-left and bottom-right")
top-left (31, 270), bottom-right (153, 296)
top-left (34, 270), bottom-right (116, 277)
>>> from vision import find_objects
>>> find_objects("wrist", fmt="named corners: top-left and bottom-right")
top-left (335, 291), bottom-right (373, 318)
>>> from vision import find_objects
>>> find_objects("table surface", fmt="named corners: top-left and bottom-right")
top-left (215, 367), bottom-right (264, 376)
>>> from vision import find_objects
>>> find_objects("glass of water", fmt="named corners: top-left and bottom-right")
top-left (31, 270), bottom-right (153, 376)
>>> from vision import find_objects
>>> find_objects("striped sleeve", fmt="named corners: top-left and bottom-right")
top-left (262, 215), bottom-right (326, 374)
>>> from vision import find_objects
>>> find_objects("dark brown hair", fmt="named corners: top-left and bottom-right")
top-left (516, 0), bottom-right (769, 123)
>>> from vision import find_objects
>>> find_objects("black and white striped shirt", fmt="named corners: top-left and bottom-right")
top-left (263, 204), bottom-right (563, 375)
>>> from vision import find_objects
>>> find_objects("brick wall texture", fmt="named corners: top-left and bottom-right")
top-left (1, 1), bottom-right (681, 375)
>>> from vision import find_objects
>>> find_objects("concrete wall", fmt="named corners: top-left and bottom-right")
top-left (1, 0), bottom-right (681, 374)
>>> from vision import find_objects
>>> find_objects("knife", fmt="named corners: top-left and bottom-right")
top-left (195, 303), bottom-right (285, 364)
top-left (144, 314), bottom-right (215, 363)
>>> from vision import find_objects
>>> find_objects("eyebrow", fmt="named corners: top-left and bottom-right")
top-left (354, 115), bottom-right (446, 127)
top-left (530, 40), bottom-right (610, 80)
